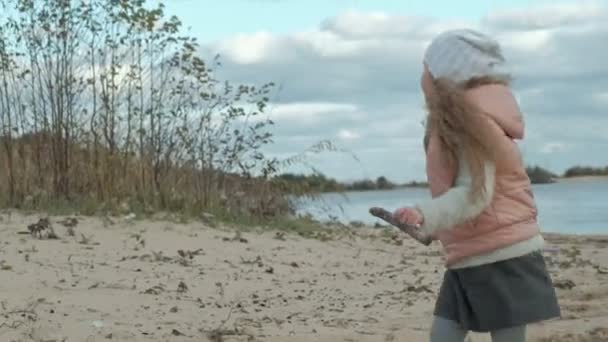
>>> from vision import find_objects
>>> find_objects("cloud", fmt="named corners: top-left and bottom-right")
top-left (593, 92), bottom-right (608, 105)
top-left (319, 10), bottom-right (469, 40)
top-left (202, 2), bottom-right (608, 181)
top-left (539, 142), bottom-right (569, 154)
top-left (482, 2), bottom-right (608, 31)
top-left (337, 129), bottom-right (360, 140)
top-left (269, 102), bottom-right (361, 122)
top-left (216, 32), bottom-right (278, 64)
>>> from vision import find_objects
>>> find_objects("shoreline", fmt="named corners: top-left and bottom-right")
top-left (311, 174), bottom-right (608, 194)
top-left (555, 175), bottom-right (608, 182)
top-left (0, 212), bottom-right (607, 341)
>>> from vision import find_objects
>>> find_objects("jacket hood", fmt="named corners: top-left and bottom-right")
top-left (465, 84), bottom-right (524, 139)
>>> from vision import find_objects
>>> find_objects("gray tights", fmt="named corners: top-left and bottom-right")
top-left (430, 316), bottom-right (526, 342)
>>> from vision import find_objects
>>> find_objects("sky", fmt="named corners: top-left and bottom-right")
top-left (159, 0), bottom-right (608, 183)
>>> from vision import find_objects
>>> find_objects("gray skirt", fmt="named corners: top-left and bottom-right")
top-left (434, 250), bottom-right (561, 332)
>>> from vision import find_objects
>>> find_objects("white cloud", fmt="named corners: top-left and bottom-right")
top-left (320, 10), bottom-right (471, 40)
top-left (337, 129), bottom-right (360, 140)
top-left (202, 2), bottom-right (608, 181)
top-left (593, 92), bottom-right (608, 105)
top-left (269, 102), bottom-right (361, 122)
top-left (338, 129), bottom-right (361, 140)
top-left (496, 29), bottom-right (553, 52)
top-left (540, 142), bottom-right (569, 154)
top-left (294, 31), bottom-right (359, 58)
top-left (483, 2), bottom-right (608, 30)
top-left (216, 32), bottom-right (283, 64)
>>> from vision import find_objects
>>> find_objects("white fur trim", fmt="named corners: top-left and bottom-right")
top-left (416, 160), bottom-right (495, 235)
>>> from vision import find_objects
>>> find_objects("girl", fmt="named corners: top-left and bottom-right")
top-left (393, 29), bottom-right (561, 342)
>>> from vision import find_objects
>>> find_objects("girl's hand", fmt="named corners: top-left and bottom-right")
top-left (393, 207), bottom-right (424, 227)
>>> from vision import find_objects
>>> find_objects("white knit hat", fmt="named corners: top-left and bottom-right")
top-left (423, 29), bottom-right (509, 83)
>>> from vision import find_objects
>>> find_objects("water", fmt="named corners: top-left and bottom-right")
top-left (299, 178), bottom-right (608, 235)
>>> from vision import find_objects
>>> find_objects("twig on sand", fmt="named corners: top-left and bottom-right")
top-left (25, 218), bottom-right (59, 239)
top-left (0, 300), bottom-right (39, 330)
top-left (218, 305), bottom-right (235, 332)
top-left (0, 309), bottom-right (37, 329)
top-left (369, 207), bottom-right (432, 246)
top-left (203, 302), bottom-right (253, 342)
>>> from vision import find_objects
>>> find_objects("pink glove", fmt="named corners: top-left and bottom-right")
top-left (393, 207), bottom-right (424, 227)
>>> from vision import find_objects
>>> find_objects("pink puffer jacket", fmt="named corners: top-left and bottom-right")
top-left (426, 84), bottom-right (540, 266)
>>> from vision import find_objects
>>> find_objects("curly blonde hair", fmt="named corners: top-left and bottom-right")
top-left (424, 75), bottom-right (511, 199)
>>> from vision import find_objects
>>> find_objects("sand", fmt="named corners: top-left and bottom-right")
top-left (0, 212), bottom-right (607, 342)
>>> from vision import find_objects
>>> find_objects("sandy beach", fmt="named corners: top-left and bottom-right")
top-left (1, 212), bottom-right (607, 342)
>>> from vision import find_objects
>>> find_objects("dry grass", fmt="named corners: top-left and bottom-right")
top-left (0, 0), bottom-right (335, 227)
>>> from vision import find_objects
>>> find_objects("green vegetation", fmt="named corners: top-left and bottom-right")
top-left (347, 177), bottom-right (394, 191)
top-left (0, 0), bottom-right (333, 225)
top-left (278, 164), bottom-right (608, 194)
top-left (274, 173), bottom-right (344, 193)
top-left (526, 165), bottom-right (608, 183)
top-left (275, 173), bottom-right (428, 193)
top-left (563, 166), bottom-right (608, 178)
top-left (402, 181), bottom-right (429, 188)
top-left (526, 166), bottom-right (557, 184)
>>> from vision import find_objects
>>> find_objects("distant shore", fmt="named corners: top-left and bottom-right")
top-left (555, 175), bottom-right (608, 182)
top-left (278, 166), bottom-right (608, 193)
top-left (318, 174), bottom-right (608, 194)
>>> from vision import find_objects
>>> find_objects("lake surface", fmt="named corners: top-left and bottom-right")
top-left (298, 178), bottom-right (608, 235)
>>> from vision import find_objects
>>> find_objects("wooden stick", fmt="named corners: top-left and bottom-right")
top-left (369, 207), bottom-right (432, 246)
